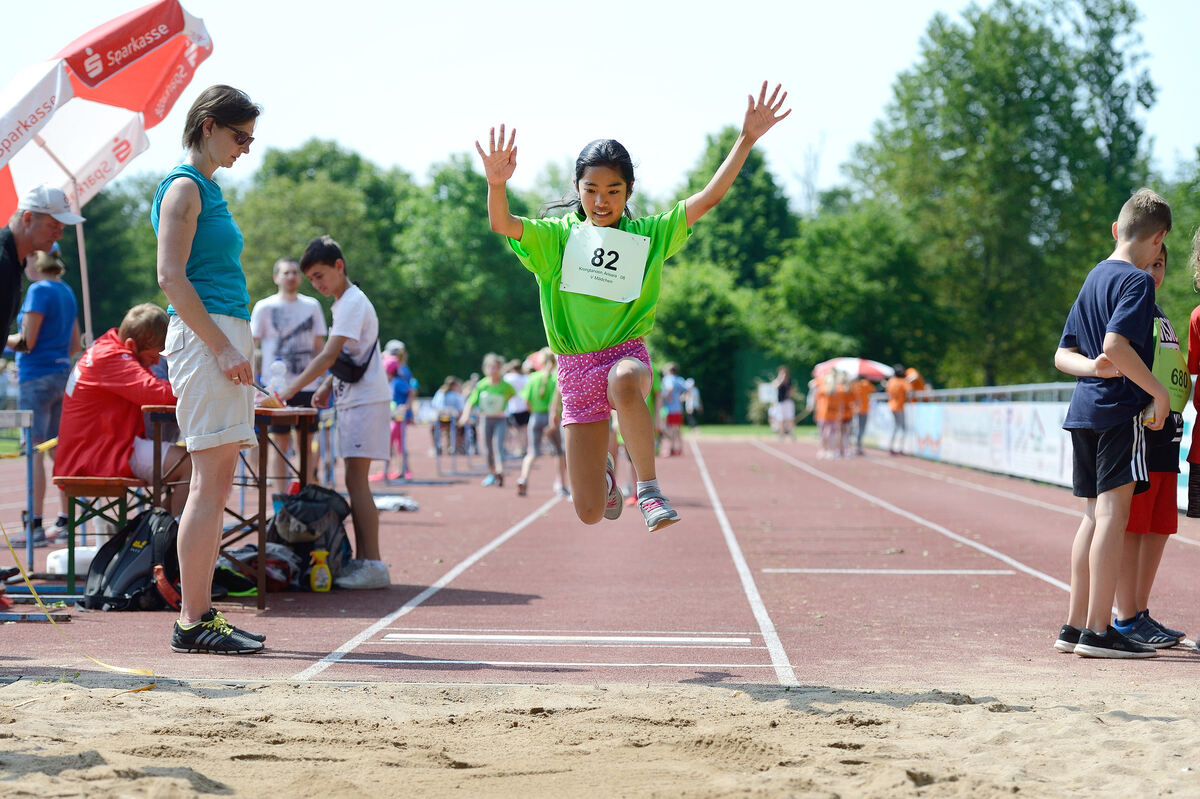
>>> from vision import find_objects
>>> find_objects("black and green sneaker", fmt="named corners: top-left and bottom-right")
top-left (171, 609), bottom-right (263, 654)
top-left (210, 608), bottom-right (267, 643)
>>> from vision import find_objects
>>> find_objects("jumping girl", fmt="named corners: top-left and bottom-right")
top-left (477, 82), bottom-right (789, 531)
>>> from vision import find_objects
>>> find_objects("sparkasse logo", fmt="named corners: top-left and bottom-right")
top-left (83, 48), bottom-right (103, 79)
top-left (112, 137), bottom-right (132, 163)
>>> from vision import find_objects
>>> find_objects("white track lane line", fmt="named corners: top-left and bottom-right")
top-left (381, 633), bottom-right (751, 644)
top-left (763, 568), bottom-right (1014, 575)
top-left (691, 439), bottom-right (798, 687)
top-left (292, 495), bottom-right (561, 681)
top-left (752, 441), bottom-right (1070, 592)
top-left (338, 658), bottom-right (779, 669)
top-left (872, 453), bottom-right (1200, 549)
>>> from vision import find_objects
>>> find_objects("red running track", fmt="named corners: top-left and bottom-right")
top-left (4, 436), bottom-right (1200, 687)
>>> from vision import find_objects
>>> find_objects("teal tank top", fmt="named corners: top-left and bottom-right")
top-left (151, 163), bottom-right (250, 320)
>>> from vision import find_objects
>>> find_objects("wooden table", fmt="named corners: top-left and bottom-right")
top-left (142, 405), bottom-right (319, 609)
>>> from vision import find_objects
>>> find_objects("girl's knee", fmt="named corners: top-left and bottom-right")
top-left (574, 503), bottom-right (605, 525)
top-left (609, 363), bottom-right (648, 404)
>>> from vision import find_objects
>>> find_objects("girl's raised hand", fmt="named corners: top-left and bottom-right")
top-left (742, 81), bottom-right (791, 143)
top-left (475, 124), bottom-right (518, 184)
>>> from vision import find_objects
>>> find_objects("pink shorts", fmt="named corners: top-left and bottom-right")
top-left (557, 338), bottom-right (651, 426)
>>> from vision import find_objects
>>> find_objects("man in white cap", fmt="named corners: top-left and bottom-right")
top-left (1, 185), bottom-right (84, 338)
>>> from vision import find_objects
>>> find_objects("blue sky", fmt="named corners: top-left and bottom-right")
top-left (2, 0), bottom-right (1195, 210)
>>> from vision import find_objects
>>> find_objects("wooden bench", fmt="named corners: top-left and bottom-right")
top-left (50, 476), bottom-right (152, 593)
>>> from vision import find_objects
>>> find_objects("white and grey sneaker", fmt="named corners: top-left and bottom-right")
top-left (603, 453), bottom-right (623, 520)
top-left (335, 559), bottom-right (391, 590)
top-left (637, 489), bottom-right (681, 533)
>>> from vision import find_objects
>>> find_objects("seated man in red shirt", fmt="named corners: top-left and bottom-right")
top-left (54, 303), bottom-right (190, 514)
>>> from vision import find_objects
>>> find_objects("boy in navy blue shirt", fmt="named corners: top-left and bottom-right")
top-left (1053, 188), bottom-right (1172, 659)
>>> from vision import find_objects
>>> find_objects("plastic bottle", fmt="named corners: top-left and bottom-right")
top-left (310, 549), bottom-right (332, 592)
top-left (268, 358), bottom-right (288, 399)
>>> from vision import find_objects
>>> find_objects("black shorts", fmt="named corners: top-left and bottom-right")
top-left (268, 391), bottom-right (315, 433)
top-left (508, 410), bottom-right (530, 427)
top-left (1070, 419), bottom-right (1149, 498)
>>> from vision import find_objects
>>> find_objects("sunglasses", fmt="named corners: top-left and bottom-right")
top-left (221, 123), bottom-right (255, 146)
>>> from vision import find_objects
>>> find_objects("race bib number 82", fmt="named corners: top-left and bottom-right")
top-left (560, 225), bottom-right (651, 303)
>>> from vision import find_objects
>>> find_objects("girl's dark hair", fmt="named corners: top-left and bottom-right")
top-left (542, 139), bottom-right (636, 219)
top-left (182, 85), bottom-right (262, 150)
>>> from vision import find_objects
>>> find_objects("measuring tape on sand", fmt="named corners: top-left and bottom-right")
top-left (2, 523), bottom-right (155, 691)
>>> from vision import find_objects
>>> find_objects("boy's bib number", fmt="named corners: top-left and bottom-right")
top-left (561, 225), bottom-right (650, 303)
top-left (1151, 317), bottom-right (1191, 413)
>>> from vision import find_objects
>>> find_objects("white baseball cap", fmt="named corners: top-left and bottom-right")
top-left (18, 185), bottom-right (85, 224)
top-left (384, 339), bottom-right (405, 354)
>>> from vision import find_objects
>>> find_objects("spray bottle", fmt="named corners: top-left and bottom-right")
top-left (310, 549), bottom-right (332, 592)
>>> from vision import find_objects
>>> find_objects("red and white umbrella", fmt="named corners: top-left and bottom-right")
top-left (812, 357), bottom-right (894, 382)
top-left (0, 0), bottom-right (212, 342)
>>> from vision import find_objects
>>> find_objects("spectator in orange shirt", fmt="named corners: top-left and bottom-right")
top-left (814, 373), bottom-right (833, 458)
top-left (849, 376), bottom-right (874, 455)
top-left (834, 372), bottom-right (853, 457)
top-left (905, 366), bottom-right (927, 401)
top-left (885, 364), bottom-right (910, 455)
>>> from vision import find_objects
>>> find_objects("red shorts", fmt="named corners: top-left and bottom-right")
top-left (557, 338), bottom-right (651, 426)
top-left (666, 412), bottom-right (684, 426)
top-left (1126, 471), bottom-right (1178, 535)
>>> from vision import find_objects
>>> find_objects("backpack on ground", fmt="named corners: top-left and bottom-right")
top-left (81, 509), bottom-right (181, 611)
top-left (267, 484), bottom-right (353, 589)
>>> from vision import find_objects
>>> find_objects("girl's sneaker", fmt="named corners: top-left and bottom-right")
top-left (637, 489), bottom-right (680, 532)
top-left (517, 480), bottom-right (528, 496)
top-left (604, 454), bottom-right (623, 520)
top-left (481, 474), bottom-right (497, 487)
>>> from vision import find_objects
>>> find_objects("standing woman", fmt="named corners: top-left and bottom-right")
top-left (152, 85), bottom-right (264, 655)
top-left (6, 246), bottom-right (80, 544)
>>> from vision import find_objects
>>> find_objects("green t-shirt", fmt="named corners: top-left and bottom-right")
top-left (467, 379), bottom-right (516, 417)
top-left (521, 370), bottom-right (558, 414)
top-left (508, 200), bottom-right (691, 354)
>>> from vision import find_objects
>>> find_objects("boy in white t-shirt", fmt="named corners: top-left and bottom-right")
top-left (280, 235), bottom-right (392, 590)
top-left (250, 257), bottom-right (327, 487)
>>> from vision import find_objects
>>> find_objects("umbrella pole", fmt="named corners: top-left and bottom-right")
top-left (33, 135), bottom-right (94, 346)
top-left (73, 217), bottom-right (94, 347)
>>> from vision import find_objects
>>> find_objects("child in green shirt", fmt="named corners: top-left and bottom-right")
top-left (460, 352), bottom-right (515, 486)
top-left (476, 82), bottom-right (790, 532)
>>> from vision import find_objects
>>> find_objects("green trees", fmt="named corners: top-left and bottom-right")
top-left (392, 154), bottom-right (543, 386)
top-left (853, 0), bottom-right (1155, 385)
top-left (676, 126), bottom-right (796, 289)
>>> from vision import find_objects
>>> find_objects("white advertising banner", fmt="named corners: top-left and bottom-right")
top-left (866, 399), bottom-right (1197, 509)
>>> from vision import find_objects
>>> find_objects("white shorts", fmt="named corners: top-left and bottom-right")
top-left (336, 401), bottom-right (391, 461)
top-left (128, 436), bottom-right (188, 483)
top-left (163, 314), bottom-right (257, 452)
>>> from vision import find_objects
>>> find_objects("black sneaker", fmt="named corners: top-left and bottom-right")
top-left (171, 609), bottom-right (263, 654)
top-left (1054, 624), bottom-right (1081, 654)
top-left (1143, 610), bottom-right (1185, 641)
top-left (210, 608), bottom-right (267, 643)
top-left (1074, 625), bottom-right (1157, 659)
top-left (1113, 613), bottom-right (1178, 649)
